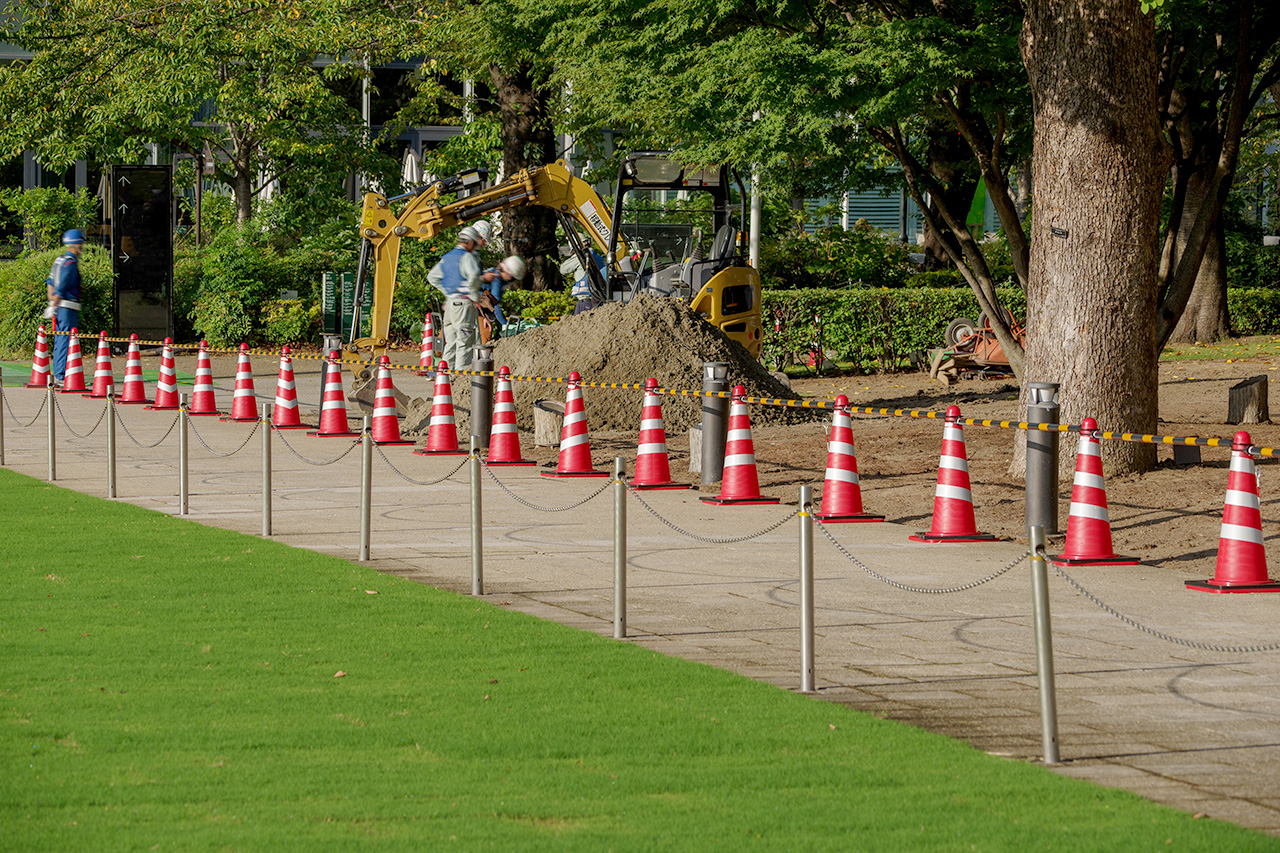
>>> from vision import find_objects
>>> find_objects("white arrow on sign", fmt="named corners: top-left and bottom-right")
top-left (117, 203), bottom-right (128, 215)
top-left (118, 254), bottom-right (131, 264)
top-left (117, 175), bottom-right (130, 186)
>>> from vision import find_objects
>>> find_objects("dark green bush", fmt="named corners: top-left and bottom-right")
top-left (761, 287), bottom-right (1027, 372)
top-left (1226, 288), bottom-right (1280, 335)
top-left (760, 223), bottom-right (914, 289)
top-left (189, 228), bottom-right (280, 346)
top-left (260, 298), bottom-right (319, 346)
top-left (0, 246), bottom-right (113, 357)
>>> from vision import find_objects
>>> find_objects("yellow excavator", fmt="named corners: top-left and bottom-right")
top-left (347, 152), bottom-right (764, 362)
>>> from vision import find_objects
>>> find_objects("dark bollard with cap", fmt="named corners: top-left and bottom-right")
top-left (701, 362), bottom-right (729, 484)
top-left (471, 344), bottom-right (494, 449)
top-left (1025, 382), bottom-right (1060, 534)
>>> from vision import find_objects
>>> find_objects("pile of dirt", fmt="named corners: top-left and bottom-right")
top-left (403, 296), bottom-right (815, 437)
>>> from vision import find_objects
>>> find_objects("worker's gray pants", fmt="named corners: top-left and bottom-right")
top-left (442, 299), bottom-right (477, 370)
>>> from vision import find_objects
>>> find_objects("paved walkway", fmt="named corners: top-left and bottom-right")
top-left (6, 353), bottom-right (1280, 837)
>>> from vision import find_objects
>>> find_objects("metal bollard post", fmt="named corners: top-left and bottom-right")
top-left (359, 415), bottom-right (372, 561)
top-left (46, 382), bottom-right (56, 482)
top-left (470, 436), bottom-right (484, 596)
top-left (471, 344), bottom-right (494, 450)
top-left (614, 457), bottom-right (627, 639)
top-left (1026, 383), bottom-right (1060, 534)
top-left (0, 383), bottom-right (6, 467)
top-left (261, 404), bottom-right (272, 537)
top-left (799, 485), bottom-right (815, 693)
top-left (1029, 525), bottom-right (1060, 765)
top-left (701, 362), bottom-right (729, 484)
top-left (106, 385), bottom-right (116, 498)
top-left (178, 392), bottom-right (188, 515)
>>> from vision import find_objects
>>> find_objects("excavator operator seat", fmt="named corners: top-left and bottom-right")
top-left (710, 224), bottom-right (738, 262)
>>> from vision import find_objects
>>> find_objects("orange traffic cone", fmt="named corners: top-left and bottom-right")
top-left (1050, 418), bottom-right (1138, 566)
top-left (701, 385), bottom-right (780, 505)
top-left (417, 313), bottom-right (436, 375)
top-left (1187, 431), bottom-right (1280, 593)
top-left (118, 334), bottom-right (151, 404)
top-left (371, 355), bottom-right (414, 446)
top-left (271, 346), bottom-right (308, 429)
top-left (149, 339), bottom-right (180, 410)
top-left (188, 340), bottom-right (221, 415)
top-left (224, 343), bottom-right (258, 421)
top-left (484, 365), bottom-right (535, 466)
top-left (815, 395), bottom-right (883, 522)
top-left (59, 328), bottom-right (86, 393)
top-left (84, 332), bottom-right (113, 398)
top-left (542, 371), bottom-right (608, 478)
top-left (309, 351), bottom-right (359, 437)
top-left (632, 378), bottom-right (689, 489)
top-left (413, 360), bottom-right (467, 455)
top-left (910, 405), bottom-right (996, 542)
top-left (26, 325), bottom-right (51, 388)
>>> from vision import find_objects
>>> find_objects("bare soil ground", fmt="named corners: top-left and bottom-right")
top-left (510, 357), bottom-right (1280, 583)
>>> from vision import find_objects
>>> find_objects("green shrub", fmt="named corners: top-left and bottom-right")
top-left (907, 269), bottom-right (968, 287)
top-left (260, 298), bottom-right (319, 346)
top-left (504, 289), bottom-right (575, 322)
top-left (1227, 288), bottom-right (1280, 335)
top-left (0, 187), bottom-right (100, 253)
top-left (0, 246), bottom-right (113, 357)
top-left (761, 287), bottom-right (1027, 372)
top-left (1227, 243), bottom-right (1280, 289)
top-left (760, 223), bottom-right (914, 290)
top-left (189, 228), bottom-right (279, 346)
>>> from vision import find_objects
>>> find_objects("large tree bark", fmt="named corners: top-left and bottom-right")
top-left (1020, 0), bottom-right (1166, 475)
top-left (490, 63), bottom-right (559, 292)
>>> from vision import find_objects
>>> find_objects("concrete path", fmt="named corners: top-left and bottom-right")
top-left (6, 352), bottom-right (1280, 837)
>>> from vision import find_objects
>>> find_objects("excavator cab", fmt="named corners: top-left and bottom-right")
top-left (602, 152), bottom-right (763, 357)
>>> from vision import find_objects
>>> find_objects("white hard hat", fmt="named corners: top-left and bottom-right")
top-left (458, 226), bottom-right (478, 245)
top-left (501, 255), bottom-right (526, 280)
top-left (472, 221), bottom-right (492, 243)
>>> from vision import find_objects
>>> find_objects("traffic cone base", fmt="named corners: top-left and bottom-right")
top-left (1185, 578), bottom-right (1280, 593)
top-left (815, 510), bottom-right (885, 523)
top-left (309, 428), bottom-right (360, 437)
top-left (222, 414), bottom-right (257, 422)
top-left (633, 481), bottom-right (693, 491)
top-left (376, 438), bottom-right (417, 446)
top-left (413, 446), bottom-right (469, 456)
top-left (541, 467), bottom-right (609, 478)
top-left (1049, 553), bottom-right (1140, 567)
top-left (485, 458), bottom-right (537, 467)
top-left (910, 531), bottom-right (999, 543)
top-left (700, 494), bottom-right (780, 505)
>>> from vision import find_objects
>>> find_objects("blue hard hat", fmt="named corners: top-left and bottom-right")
top-left (62, 229), bottom-right (85, 245)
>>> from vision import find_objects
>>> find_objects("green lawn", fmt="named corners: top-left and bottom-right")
top-left (2, 467), bottom-right (1274, 851)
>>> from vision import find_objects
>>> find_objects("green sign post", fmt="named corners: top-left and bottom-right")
top-left (321, 272), bottom-right (371, 337)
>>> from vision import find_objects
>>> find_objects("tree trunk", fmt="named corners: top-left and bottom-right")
top-left (1169, 171), bottom-right (1230, 343)
top-left (490, 62), bottom-right (559, 292)
top-left (921, 127), bottom-right (978, 270)
top-left (1020, 0), bottom-right (1165, 475)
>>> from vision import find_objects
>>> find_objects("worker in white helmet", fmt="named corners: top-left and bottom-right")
top-left (471, 220), bottom-right (492, 248)
top-left (428, 226), bottom-right (483, 369)
top-left (478, 255), bottom-right (526, 341)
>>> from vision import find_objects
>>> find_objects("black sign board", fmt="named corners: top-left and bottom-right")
top-left (111, 166), bottom-right (173, 340)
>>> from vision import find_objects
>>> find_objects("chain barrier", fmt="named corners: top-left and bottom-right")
top-left (1051, 562), bottom-right (1280, 653)
top-left (271, 425), bottom-right (361, 467)
top-left (3, 390), bottom-right (47, 428)
top-left (481, 461), bottom-right (611, 512)
top-left (115, 409), bottom-right (180, 448)
top-left (373, 442), bottom-right (469, 485)
top-left (51, 393), bottom-right (106, 439)
top-left (814, 517), bottom-right (1030, 593)
top-left (187, 417), bottom-right (260, 458)
top-left (624, 482), bottom-right (799, 543)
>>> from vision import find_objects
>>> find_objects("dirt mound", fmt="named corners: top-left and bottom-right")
top-left (404, 296), bottom-right (815, 437)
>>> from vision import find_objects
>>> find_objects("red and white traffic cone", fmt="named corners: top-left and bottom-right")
top-left (188, 340), bottom-right (221, 415)
top-left (271, 346), bottom-right (308, 429)
top-left (26, 325), bottom-right (51, 388)
top-left (149, 339), bottom-right (180, 410)
top-left (413, 360), bottom-right (468, 456)
top-left (1050, 418), bottom-right (1138, 566)
top-left (59, 328), bottom-right (86, 393)
top-left (632, 378), bottom-right (689, 489)
top-left (309, 351), bottom-right (359, 437)
top-left (84, 332), bottom-right (113, 398)
top-left (910, 405), bottom-right (996, 542)
top-left (1187, 431), bottom-right (1280, 593)
top-left (484, 365), bottom-right (535, 466)
top-left (224, 343), bottom-right (258, 422)
top-left (417, 313), bottom-right (436, 375)
top-left (371, 355), bottom-right (414, 446)
top-left (542, 371), bottom-right (608, 478)
top-left (118, 334), bottom-right (151, 404)
top-left (701, 385), bottom-right (780, 505)
top-left (815, 395), bottom-right (883, 522)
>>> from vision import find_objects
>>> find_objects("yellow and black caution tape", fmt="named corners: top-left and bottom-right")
top-left (31, 332), bottom-right (1279, 458)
